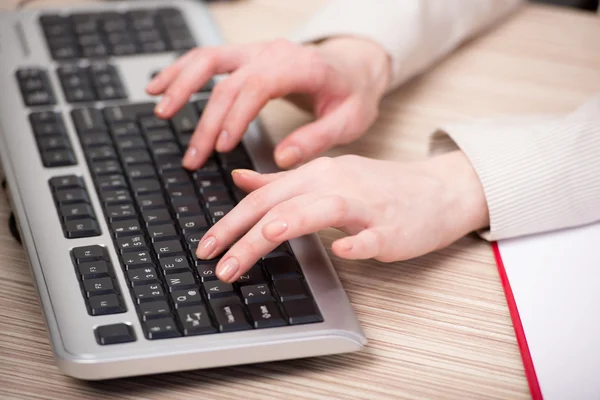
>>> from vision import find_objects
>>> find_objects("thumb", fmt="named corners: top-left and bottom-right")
top-left (274, 100), bottom-right (363, 169)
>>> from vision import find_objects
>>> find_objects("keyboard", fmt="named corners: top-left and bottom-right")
top-left (0, 0), bottom-right (364, 380)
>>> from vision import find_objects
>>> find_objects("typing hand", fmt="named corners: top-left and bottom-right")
top-left (146, 37), bottom-right (390, 170)
top-left (195, 152), bottom-right (489, 283)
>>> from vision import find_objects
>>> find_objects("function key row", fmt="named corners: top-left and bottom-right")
top-left (40, 8), bottom-right (196, 60)
top-left (16, 68), bottom-right (56, 107)
top-left (57, 63), bottom-right (127, 103)
top-left (71, 245), bottom-right (126, 316)
top-left (50, 175), bottom-right (101, 238)
top-left (29, 111), bottom-right (77, 167)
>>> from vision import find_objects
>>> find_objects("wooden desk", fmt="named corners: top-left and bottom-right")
top-left (1, 1), bottom-right (599, 398)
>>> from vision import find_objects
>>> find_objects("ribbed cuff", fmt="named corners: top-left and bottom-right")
top-left (430, 96), bottom-right (600, 241)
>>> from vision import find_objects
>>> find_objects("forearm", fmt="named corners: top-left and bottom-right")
top-left (293, 0), bottom-right (524, 91)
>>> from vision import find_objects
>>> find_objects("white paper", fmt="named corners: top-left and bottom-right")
top-left (498, 222), bottom-right (600, 399)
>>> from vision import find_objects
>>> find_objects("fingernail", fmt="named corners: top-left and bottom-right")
top-left (231, 169), bottom-right (258, 179)
top-left (155, 95), bottom-right (171, 115)
top-left (196, 235), bottom-right (217, 259)
top-left (217, 257), bottom-right (239, 282)
top-left (215, 130), bottom-right (229, 152)
top-left (275, 146), bottom-right (302, 167)
top-left (264, 220), bottom-right (288, 238)
top-left (182, 146), bottom-right (198, 168)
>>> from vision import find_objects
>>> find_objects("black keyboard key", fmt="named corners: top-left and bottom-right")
top-left (65, 218), bottom-right (101, 238)
top-left (92, 160), bottom-right (122, 176)
top-left (71, 108), bottom-right (108, 136)
top-left (282, 299), bottom-right (323, 325)
top-left (203, 281), bottom-right (235, 299)
top-left (95, 323), bottom-right (135, 345)
top-left (177, 216), bottom-right (208, 235)
top-left (154, 240), bottom-right (184, 258)
top-left (89, 294), bottom-right (125, 316)
top-left (139, 300), bottom-right (171, 321)
top-left (83, 277), bottom-right (116, 297)
top-left (101, 189), bottom-right (131, 205)
top-left (145, 128), bottom-right (174, 144)
top-left (55, 188), bottom-right (89, 205)
top-left (17, 68), bottom-right (56, 106)
top-left (111, 122), bottom-right (141, 138)
top-left (195, 262), bottom-right (218, 282)
top-left (117, 235), bottom-right (147, 252)
top-left (60, 203), bottom-right (95, 220)
top-left (185, 232), bottom-right (203, 251)
top-left (139, 115), bottom-right (169, 131)
top-left (30, 118), bottom-right (66, 136)
top-left (240, 283), bottom-right (273, 304)
top-left (134, 283), bottom-right (165, 303)
top-left (273, 279), bottom-right (308, 302)
top-left (41, 149), bottom-right (77, 167)
top-left (122, 250), bottom-right (154, 270)
top-left (207, 204), bottom-right (233, 224)
top-left (142, 209), bottom-right (173, 226)
top-left (104, 103), bottom-right (155, 124)
top-left (137, 194), bottom-right (166, 210)
top-left (263, 256), bottom-right (301, 280)
top-left (122, 150), bottom-right (151, 165)
top-left (96, 174), bottom-right (128, 190)
top-left (148, 224), bottom-right (178, 243)
top-left (174, 202), bottom-right (202, 219)
top-left (210, 299), bottom-right (251, 333)
top-left (156, 156), bottom-right (184, 173)
top-left (127, 267), bottom-right (160, 286)
top-left (145, 317), bottom-right (181, 339)
top-left (177, 305), bottom-right (216, 336)
top-left (171, 103), bottom-right (198, 134)
top-left (161, 170), bottom-right (191, 188)
top-left (110, 219), bottom-right (142, 237)
top-left (78, 260), bottom-right (111, 279)
top-left (150, 142), bottom-right (181, 158)
top-left (160, 255), bottom-right (191, 274)
top-left (264, 242), bottom-right (291, 258)
top-left (236, 264), bottom-right (267, 286)
top-left (50, 175), bottom-right (84, 191)
top-left (196, 174), bottom-right (225, 190)
top-left (106, 203), bottom-right (136, 221)
top-left (116, 136), bottom-right (147, 152)
top-left (125, 164), bottom-right (157, 181)
top-left (88, 146), bottom-right (117, 162)
top-left (201, 187), bottom-right (232, 207)
top-left (165, 272), bottom-right (197, 291)
top-left (170, 288), bottom-right (203, 309)
top-left (81, 132), bottom-right (112, 148)
top-left (248, 302), bottom-right (286, 329)
top-left (167, 186), bottom-right (197, 203)
top-left (131, 179), bottom-right (162, 195)
top-left (72, 245), bottom-right (107, 263)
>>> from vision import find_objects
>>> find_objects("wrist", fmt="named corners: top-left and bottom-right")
top-left (427, 151), bottom-right (490, 236)
top-left (313, 37), bottom-right (391, 100)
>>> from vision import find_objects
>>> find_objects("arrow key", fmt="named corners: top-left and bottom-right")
top-left (176, 305), bottom-right (216, 336)
top-left (240, 284), bottom-right (273, 304)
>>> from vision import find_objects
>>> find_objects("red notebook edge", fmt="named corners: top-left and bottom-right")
top-left (491, 242), bottom-right (543, 400)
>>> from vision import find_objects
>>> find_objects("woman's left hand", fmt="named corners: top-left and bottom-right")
top-left (195, 152), bottom-right (489, 283)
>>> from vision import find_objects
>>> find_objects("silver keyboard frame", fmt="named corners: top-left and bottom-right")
top-left (0, 0), bottom-right (365, 380)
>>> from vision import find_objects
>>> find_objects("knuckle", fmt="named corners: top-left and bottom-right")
top-left (327, 195), bottom-right (349, 223)
top-left (242, 74), bottom-right (266, 95)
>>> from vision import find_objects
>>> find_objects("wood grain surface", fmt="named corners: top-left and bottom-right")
top-left (1, 0), bottom-right (599, 399)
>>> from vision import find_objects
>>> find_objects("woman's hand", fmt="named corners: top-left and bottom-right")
top-left (146, 37), bottom-right (390, 170)
top-left (195, 151), bottom-right (490, 283)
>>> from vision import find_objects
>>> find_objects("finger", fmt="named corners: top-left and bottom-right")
top-left (273, 100), bottom-right (360, 169)
top-left (195, 168), bottom-right (312, 259)
top-left (182, 74), bottom-right (246, 169)
top-left (331, 228), bottom-right (385, 260)
top-left (230, 169), bottom-right (288, 193)
top-left (215, 76), bottom-right (271, 152)
top-left (146, 48), bottom-right (199, 95)
top-left (154, 47), bottom-right (247, 119)
top-left (216, 195), bottom-right (370, 282)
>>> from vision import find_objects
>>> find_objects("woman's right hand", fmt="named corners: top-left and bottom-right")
top-left (146, 37), bottom-right (391, 170)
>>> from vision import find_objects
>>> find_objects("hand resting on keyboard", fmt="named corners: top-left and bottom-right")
top-left (195, 152), bottom-right (489, 283)
top-left (146, 37), bottom-right (390, 170)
